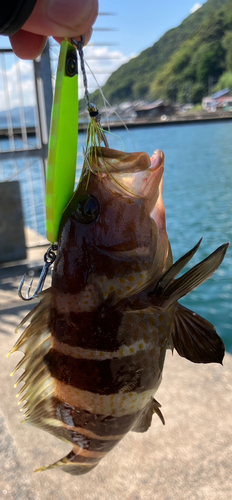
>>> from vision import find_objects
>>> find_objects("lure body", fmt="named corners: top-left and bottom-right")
top-left (46, 40), bottom-right (79, 244)
top-left (11, 147), bottom-right (228, 475)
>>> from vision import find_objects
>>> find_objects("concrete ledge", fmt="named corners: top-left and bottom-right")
top-left (0, 264), bottom-right (231, 499)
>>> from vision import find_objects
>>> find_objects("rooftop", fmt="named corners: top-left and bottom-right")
top-left (211, 88), bottom-right (230, 99)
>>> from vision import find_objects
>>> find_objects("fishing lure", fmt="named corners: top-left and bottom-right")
top-left (46, 39), bottom-right (79, 245)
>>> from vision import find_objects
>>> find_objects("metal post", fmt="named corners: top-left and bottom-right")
top-left (33, 40), bottom-right (53, 179)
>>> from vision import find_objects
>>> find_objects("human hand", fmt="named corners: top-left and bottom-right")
top-left (10, 0), bottom-right (98, 59)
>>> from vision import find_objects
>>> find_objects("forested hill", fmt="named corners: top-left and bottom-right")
top-left (85, 0), bottom-right (232, 108)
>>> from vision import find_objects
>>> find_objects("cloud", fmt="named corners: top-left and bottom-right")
top-left (77, 45), bottom-right (136, 98)
top-left (0, 44), bottom-right (135, 113)
top-left (190, 3), bottom-right (202, 14)
top-left (50, 41), bottom-right (135, 98)
top-left (0, 59), bottom-right (35, 112)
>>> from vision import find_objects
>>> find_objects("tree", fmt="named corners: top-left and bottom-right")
top-left (196, 41), bottom-right (226, 85)
top-left (177, 81), bottom-right (192, 103)
top-left (132, 80), bottom-right (150, 99)
top-left (213, 71), bottom-right (232, 90)
top-left (222, 31), bottom-right (232, 70)
top-left (190, 83), bottom-right (206, 103)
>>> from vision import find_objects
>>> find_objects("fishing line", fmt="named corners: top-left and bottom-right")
top-left (71, 37), bottom-right (136, 153)
top-left (84, 59), bottom-right (137, 152)
top-left (71, 36), bottom-right (109, 150)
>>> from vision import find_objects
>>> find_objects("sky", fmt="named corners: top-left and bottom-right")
top-left (81, 0), bottom-right (208, 92)
top-left (0, 0), bottom-right (208, 108)
top-left (94, 0), bottom-right (207, 57)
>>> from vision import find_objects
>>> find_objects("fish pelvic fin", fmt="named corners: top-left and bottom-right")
top-left (132, 398), bottom-right (165, 433)
top-left (152, 241), bottom-right (229, 309)
top-left (171, 303), bottom-right (225, 364)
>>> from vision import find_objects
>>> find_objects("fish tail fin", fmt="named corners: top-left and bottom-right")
top-left (170, 302), bottom-right (225, 364)
top-left (153, 241), bottom-right (229, 308)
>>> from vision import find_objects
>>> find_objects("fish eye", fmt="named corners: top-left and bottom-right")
top-left (74, 195), bottom-right (100, 224)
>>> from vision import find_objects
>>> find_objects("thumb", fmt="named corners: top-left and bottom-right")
top-left (22, 0), bottom-right (98, 38)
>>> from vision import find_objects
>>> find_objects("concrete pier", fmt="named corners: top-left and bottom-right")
top-left (0, 248), bottom-right (231, 500)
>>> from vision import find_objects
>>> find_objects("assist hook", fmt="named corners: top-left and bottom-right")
top-left (18, 245), bottom-right (57, 301)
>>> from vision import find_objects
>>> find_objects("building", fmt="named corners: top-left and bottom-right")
top-left (134, 100), bottom-right (174, 119)
top-left (202, 88), bottom-right (232, 111)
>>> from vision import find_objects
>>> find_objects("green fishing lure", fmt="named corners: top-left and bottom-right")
top-left (46, 40), bottom-right (79, 244)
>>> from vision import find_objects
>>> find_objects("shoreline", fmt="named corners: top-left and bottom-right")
top-left (1, 113), bottom-right (232, 138)
top-left (79, 112), bottom-right (232, 131)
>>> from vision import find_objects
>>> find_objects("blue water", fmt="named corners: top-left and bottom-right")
top-left (1, 121), bottom-right (232, 352)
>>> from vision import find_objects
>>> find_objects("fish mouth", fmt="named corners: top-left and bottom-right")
top-left (133, 149), bottom-right (164, 200)
top-left (87, 147), bottom-right (164, 206)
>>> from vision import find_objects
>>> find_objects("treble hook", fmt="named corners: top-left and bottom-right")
top-left (18, 245), bottom-right (57, 301)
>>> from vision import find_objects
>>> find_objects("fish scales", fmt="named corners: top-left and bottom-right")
top-left (10, 147), bottom-right (228, 475)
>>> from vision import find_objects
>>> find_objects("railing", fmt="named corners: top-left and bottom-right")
top-left (0, 44), bottom-right (52, 246)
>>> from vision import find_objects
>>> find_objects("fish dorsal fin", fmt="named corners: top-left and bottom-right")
top-left (153, 242), bottom-right (229, 309)
top-left (116, 242), bottom-right (229, 314)
top-left (171, 303), bottom-right (225, 364)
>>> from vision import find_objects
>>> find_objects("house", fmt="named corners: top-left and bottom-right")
top-left (134, 100), bottom-right (174, 119)
top-left (202, 88), bottom-right (232, 111)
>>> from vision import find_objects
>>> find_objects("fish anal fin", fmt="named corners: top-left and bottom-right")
top-left (172, 303), bottom-right (225, 364)
top-left (132, 398), bottom-right (165, 433)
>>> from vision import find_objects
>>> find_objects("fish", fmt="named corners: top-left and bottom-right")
top-left (10, 146), bottom-right (229, 475)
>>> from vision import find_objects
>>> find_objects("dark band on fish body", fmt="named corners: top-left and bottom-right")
top-left (68, 430), bottom-right (119, 453)
top-left (50, 306), bottom-right (124, 351)
top-left (50, 307), bottom-right (159, 351)
top-left (65, 451), bottom-right (100, 464)
top-left (53, 249), bottom-right (147, 294)
top-left (54, 198), bottom-right (154, 292)
top-left (58, 462), bottom-right (97, 475)
top-left (44, 348), bottom-right (161, 394)
top-left (55, 399), bottom-right (143, 436)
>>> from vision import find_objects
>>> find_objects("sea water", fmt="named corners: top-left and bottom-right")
top-left (1, 121), bottom-right (232, 352)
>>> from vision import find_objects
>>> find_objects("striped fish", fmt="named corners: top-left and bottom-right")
top-left (10, 147), bottom-right (228, 475)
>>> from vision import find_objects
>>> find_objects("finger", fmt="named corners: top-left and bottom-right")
top-left (54, 28), bottom-right (93, 47)
top-left (22, 0), bottom-right (98, 38)
top-left (10, 31), bottom-right (47, 59)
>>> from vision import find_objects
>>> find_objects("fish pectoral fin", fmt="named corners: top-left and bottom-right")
top-left (172, 302), bottom-right (225, 364)
top-left (152, 242), bottom-right (229, 309)
top-left (132, 398), bottom-right (165, 433)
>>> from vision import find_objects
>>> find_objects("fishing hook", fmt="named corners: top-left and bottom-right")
top-left (18, 245), bottom-right (57, 301)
